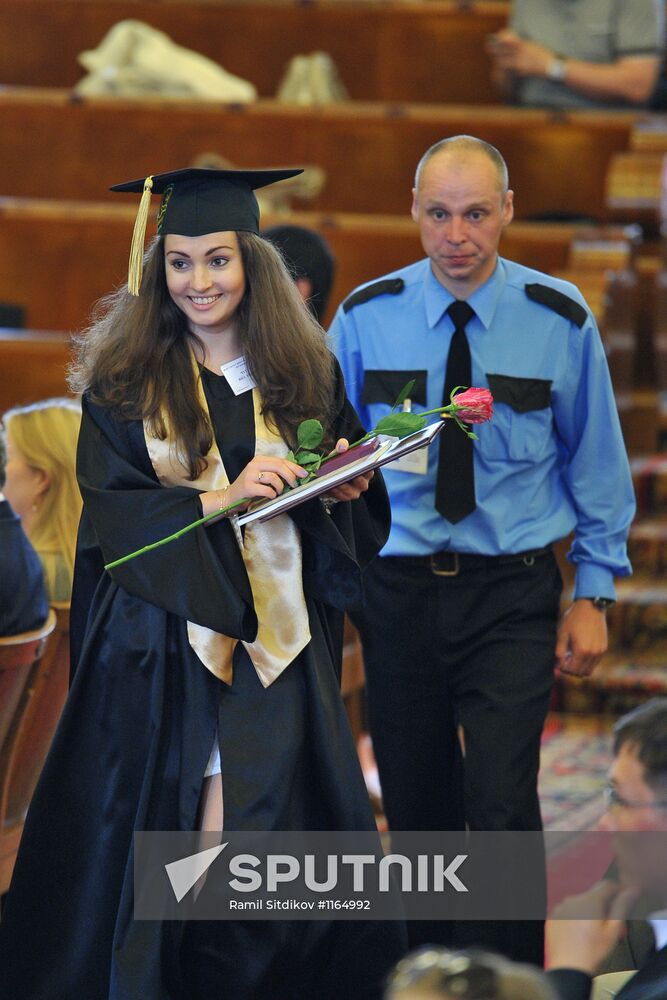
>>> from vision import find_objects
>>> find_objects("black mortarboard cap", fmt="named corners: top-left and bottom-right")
top-left (111, 166), bottom-right (303, 294)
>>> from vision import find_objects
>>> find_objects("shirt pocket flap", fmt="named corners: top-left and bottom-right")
top-left (487, 374), bottom-right (552, 413)
top-left (362, 370), bottom-right (427, 407)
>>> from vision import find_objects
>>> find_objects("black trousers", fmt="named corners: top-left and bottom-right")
top-left (352, 549), bottom-right (563, 963)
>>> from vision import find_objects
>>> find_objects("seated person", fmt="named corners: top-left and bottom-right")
top-left (546, 698), bottom-right (667, 999)
top-left (385, 947), bottom-right (556, 1000)
top-left (0, 428), bottom-right (48, 635)
top-left (3, 397), bottom-right (82, 602)
top-left (262, 223), bottom-right (336, 324)
top-left (487, 0), bottom-right (665, 109)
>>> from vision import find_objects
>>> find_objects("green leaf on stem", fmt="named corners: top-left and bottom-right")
top-left (392, 379), bottom-right (416, 411)
top-left (375, 412), bottom-right (426, 437)
top-left (294, 450), bottom-right (323, 468)
top-left (297, 419), bottom-right (324, 450)
top-left (451, 414), bottom-right (478, 439)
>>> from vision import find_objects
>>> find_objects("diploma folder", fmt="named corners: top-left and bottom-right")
top-left (237, 419), bottom-right (446, 526)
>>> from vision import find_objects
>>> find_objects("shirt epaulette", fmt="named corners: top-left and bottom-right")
top-left (524, 283), bottom-right (587, 329)
top-left (342, 278), bottom-right (405, 313)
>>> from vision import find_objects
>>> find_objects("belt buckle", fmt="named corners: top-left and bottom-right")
top-left (430, 552), bottom-right (459, 577)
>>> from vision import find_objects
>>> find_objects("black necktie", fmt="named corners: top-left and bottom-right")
top-left (436, 300), bottom-right (476, 523)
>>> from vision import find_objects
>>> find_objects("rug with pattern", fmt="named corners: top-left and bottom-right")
top-left (538, 714), bottom-right (613, 832)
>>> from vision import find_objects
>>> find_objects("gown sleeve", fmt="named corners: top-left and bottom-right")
top-left (290, 358), bottom-right (391, 613)
top-left (75, 394), bottom-right (258, 642)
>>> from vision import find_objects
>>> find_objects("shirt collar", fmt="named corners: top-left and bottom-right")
top-left (423, 257), bottom-right (506, 331)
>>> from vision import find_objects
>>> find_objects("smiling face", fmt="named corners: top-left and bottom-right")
top-left (411, 149), bottom-right (513, 298)
top-left (164, 230), bottom-right (246, 338)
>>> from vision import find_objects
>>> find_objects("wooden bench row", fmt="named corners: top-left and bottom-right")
top-left (0, 604), bottom-right (69, 895)
top-left (0, 0), bottom-right (508, 104)
top-left (0, 204), bottom-right (644, 429)
top-left (0, 326), bottom-right (650, 456)
top-left (0, 196), bottom-right (640, 334)
top-left (0, 88), bottom-right (645, 220)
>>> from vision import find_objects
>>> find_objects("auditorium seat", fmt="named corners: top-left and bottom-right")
top-left (3, 603), bottom-right (71, 831)
top-left (0, 608), bottom-right (57, 894)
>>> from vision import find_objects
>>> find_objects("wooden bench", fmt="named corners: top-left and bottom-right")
top-left (2, 604), bottom-right (70, 836)
top-left (0, 0), bottom-right (508, 104)
top-left (0, 276), bottom-right (648, 448)
top-left (0, 608), bottom-right (57, 894)
top-left (605, 151), bottom-right (665, 236)
top-left (0, 330), bottom-right (74, 413)
top-left (605, 120), bottom-right (667, 232)
top-left (0, 88), bottom-right (642, 219)
top-left (0, 196), bottom-right (642, 337)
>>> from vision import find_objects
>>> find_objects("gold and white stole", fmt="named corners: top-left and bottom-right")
top-left (143, 368), bottom-right (311, 688)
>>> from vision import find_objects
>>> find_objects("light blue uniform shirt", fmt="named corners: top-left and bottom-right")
top-left (330, 256), bottom-right (635, 599)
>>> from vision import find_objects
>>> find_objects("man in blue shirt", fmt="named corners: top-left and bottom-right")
top-left (330, 134), bottom-right (634, 962)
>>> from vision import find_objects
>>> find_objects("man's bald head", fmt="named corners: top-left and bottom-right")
top-left (414, 135), bottom-right (509, 199)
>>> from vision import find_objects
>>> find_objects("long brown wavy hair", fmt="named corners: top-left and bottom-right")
top-left (69, 232), bottom-right (336, 479)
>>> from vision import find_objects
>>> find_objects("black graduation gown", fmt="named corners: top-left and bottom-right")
top-left (0, 364), bottom-right (406, 999)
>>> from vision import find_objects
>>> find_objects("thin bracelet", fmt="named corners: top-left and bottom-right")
top-left (217, 487), bottom-right (230, 513)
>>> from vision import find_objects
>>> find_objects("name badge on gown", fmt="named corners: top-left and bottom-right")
top-left (220, 356), bottom-right (257, 395)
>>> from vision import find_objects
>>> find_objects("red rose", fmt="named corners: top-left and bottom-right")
top-left (451, 387), bottom-right (493, 424)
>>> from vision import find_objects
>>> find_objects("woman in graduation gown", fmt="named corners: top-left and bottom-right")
top-left (0, 168), bottom-right (407, 999)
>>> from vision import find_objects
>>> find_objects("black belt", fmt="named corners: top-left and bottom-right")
top-left (391, 545), bottom-right (552, 577)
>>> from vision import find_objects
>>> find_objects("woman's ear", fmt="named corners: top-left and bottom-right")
top-left (33, 467), bottom-right (52, 499)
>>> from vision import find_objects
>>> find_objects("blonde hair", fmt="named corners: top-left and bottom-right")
top-left (3, 397), bottom-right (82, 599)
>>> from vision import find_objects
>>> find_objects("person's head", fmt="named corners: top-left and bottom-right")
top-left (262, 224), bottom-right (336, 323)
top-left (599, 699), bottom-right (667, 896)
top-left (411, 135), bottom-right (513, 299)
top-left (2, 397), bottom-right (82, 596)
top-left (384, 947), bottom-right (555, 1000)
top-left (70, 168), bottom-right (336, 480)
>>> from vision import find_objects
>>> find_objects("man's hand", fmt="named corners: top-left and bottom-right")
top-left (486, 28), bottom-right (659, 105)
top-left (486, 29), bottom-right (554, 78)
top-left (546, 881), bottom-right (639, 974)
top-left (554, 599), bottom-right (608, 677)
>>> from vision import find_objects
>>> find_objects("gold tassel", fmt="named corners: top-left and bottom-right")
top-left (127, 175), bottom-right (153, 296)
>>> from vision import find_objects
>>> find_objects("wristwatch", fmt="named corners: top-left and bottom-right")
top-left (546, 57), bottom-right (567, 81)
top-left (581, 596), bottom-right (616, 611)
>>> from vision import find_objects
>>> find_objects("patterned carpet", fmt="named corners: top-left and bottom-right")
top-left (538, 714), bottom-right (613, 832)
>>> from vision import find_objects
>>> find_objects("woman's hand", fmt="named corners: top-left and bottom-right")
top-left (200, 456), bottom-right (308, 517)
top-left (323, 438), bottom-right (374, 502)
